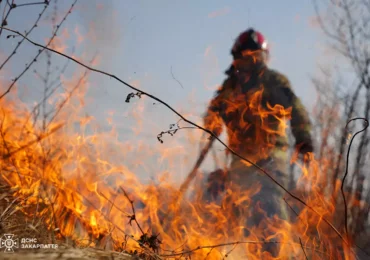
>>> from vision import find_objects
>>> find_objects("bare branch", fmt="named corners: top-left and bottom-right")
top-left (14, 1), bottom-right (49, 8)
top-left (341, 117), bottom-right (369, 238)
top-left (2, 122), bottom-right (63, 159)
top-left (119, 187), bottom-right (145, 236)
top-left (299, 237), bottom-right (309, 260)
top-left (0, 0), bottom-right (14, 37)
top-left (0, 0), bottom-right (78, 99)
top-left (0, 3), bottom-right (49, 70)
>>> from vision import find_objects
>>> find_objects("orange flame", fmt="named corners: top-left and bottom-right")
top-left (0, 26), bottom-right (362, 260)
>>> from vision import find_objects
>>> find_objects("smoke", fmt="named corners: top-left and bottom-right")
top-left (74, 0), bottom-right (121, 66)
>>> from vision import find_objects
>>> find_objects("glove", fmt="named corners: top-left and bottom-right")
top-left (206, 169), bottom-right (227, 200)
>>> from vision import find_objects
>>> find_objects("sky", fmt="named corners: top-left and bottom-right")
top-left (91, 0), bottom-right (322, 110)
top-left (82, 0), bottom-right (325, 135)
top-left (0, 0), bottom-right (327, 182)
top-left (79, 0), bottom-right (324, 135)
top-left (0, 0), bottom-right (324, 119)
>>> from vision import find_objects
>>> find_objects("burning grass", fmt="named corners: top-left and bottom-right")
top-left (0, 2), bottom-right (369, 258)
top-left (0, 45), bottom-right (368, 259)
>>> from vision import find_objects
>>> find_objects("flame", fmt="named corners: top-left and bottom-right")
top-left (1, 76), bottom-right (360, 259)
top-left (219, 84), bottom-right (291, 166)
top-left (0, 23), bottom-right (363, 260)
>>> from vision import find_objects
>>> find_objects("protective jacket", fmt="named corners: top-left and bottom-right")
top-left (203, 56), bottom-right (313, 164)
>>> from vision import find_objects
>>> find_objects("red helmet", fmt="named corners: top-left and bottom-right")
top-left (231, 28), bottom-right (269, 59)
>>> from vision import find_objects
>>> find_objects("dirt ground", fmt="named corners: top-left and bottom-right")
top-left (0, 247), bottom-right (136, 259)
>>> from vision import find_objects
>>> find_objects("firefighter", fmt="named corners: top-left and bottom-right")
top-left (203, 28), bottom-right (314, 256)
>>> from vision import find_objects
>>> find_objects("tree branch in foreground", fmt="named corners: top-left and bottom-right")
top-left (0, 0), bottom-right (77, 100)
top-left (341, 117), bottom-right (369, 238)
top-left (0, 2), bottom-right (49, 70)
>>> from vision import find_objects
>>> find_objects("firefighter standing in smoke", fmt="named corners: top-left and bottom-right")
top-left (203, 28), bottom-right (314, 249)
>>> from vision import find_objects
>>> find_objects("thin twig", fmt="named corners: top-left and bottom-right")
top-left (0, 0), bottom-right (77, 99)
top-left (97, 190), bottom-right (131, 218)
top-left (0, 109), bottom-right (24, 185)
top-left (77, 191), bottom-right (162, 259)
top-left (45, 53), bottom-right (97, 128)
top-left (120, 187), bottom-right (145, 235)
top-left (2, 122), bottom-right (63, 159)
top-left (18, 57), bottom-right (72, 140)
top-left (14, 1), bottom-right (49, 8)
top-left (170, 66), bottom-right (184, 89)
top-left (0, 195), bottom-right (21, 220)
top-left (0, 3), bottom-right (49, 70)
top-left (0, 0), bottom-right (14, 38)
top-left (299, 237), bottom-right (309, 260)
top-left (341, 117), bottom-right (369, 238)
top-left (283, 197), bottom-right (300, 219)
top-left (223, 243), bottom-right (237, 259)
top-left (204, 247), bottom-right (214, 260)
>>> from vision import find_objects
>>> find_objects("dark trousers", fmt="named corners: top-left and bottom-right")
top-left (225, 150), bottom-right (290, 257)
